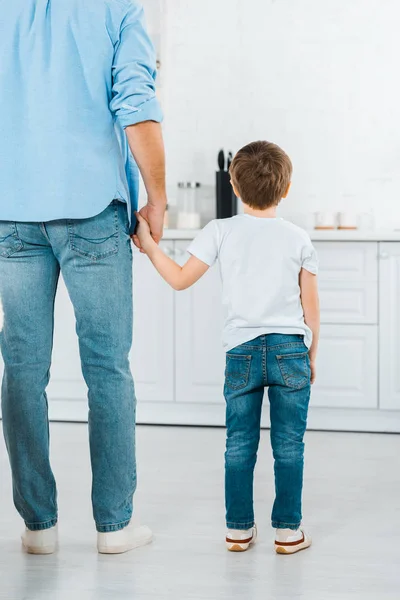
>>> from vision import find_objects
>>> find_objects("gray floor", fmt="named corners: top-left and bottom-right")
top-left (0, 424), bottom-right (399, 600)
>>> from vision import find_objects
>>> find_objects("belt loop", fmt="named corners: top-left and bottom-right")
top-left (40, 222), bottom-right (51, 243)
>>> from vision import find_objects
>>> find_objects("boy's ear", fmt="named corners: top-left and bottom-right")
top-left (283, 182), bottom-right (292, 198)
top-left (231, 180), bottom-right (240, 198)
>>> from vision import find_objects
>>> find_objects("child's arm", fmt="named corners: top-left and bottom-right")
top-left (133, 213), bottom-right (209, 290)
top-left (299, 268), bottom-right (320, 384)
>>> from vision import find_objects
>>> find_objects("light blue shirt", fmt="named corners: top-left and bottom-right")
top-left (0, 0), bottom-right (162, 225)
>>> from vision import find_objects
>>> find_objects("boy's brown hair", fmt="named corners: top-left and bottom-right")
top-left (229, 141), bottom-right (292, 209)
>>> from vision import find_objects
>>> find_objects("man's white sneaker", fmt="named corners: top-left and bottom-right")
top-left (22, 525), bottom-right (58, 555)
top-left (226, 525), bottom-right (257, 552)
top-left (275, 526), bottom-right (312, 555)
top-left (97, 522), bottom-right (153, 555)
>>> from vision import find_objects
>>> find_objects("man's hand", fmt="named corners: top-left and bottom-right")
top-left (132, 211), bottom-right (156, 254)
top-left (310, 359), bottom-right (317, 385)
top-left (125, 121), bottom-right (167, 250)
top-left (133, 202), bottom-right (165, 250)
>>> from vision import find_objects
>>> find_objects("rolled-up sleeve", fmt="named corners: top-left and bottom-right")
top-left (110, 2), bottom-right (163, 129)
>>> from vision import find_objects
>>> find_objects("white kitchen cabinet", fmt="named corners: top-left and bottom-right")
top-left (131, 242), bottom-right (175, 403)
top-left (47, 241), bottom-right (175, 417)
top-left (174, 241), bottom-right (226, 404)
top-left (315, 242), bottom-right (378, 324)
top-left (379, 243), bottom-right (400, 410)
top-left (312, 324), bottom-right (378, 409)
top-left (2, 234), bottom-right (400, 432)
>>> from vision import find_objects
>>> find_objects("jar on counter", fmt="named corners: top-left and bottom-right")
top-left (176, 182), bottom-right (202, 229)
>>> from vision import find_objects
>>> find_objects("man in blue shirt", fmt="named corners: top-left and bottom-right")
top-left (0, 0), bottom-right (166, 555)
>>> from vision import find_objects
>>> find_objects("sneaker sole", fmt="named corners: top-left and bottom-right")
top-left (275, 539), bottom-right (312, 555)
top-left (226, 528), bottom-right (257, 553)
top-left (227, 542), bottom-right (251, 552)
top-left (22, 542), bottom-right (57, 555)
top-left (98, 535), bottom-right (153, 555)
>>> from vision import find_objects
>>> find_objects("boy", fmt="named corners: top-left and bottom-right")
top-left (134, 141), bottom-right (320, 555)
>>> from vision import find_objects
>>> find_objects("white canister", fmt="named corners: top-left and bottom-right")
top-left (338, 212), bottom-right (358, 230)
top-left (176, 182), bottom-right (202, 230)
top-left (177, 211), bottom-right (201, 230)
top-left (314, 212), bottom-right (337, 230)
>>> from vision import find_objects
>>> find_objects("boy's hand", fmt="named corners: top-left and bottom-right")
top-left (132, 212), bottom-right (154, 254)
top-left (310, 360), bottom-right (317, 385)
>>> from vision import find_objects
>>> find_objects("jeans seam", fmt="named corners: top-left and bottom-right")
top-left (226, 521), bottom-right (255, 529)
top-left (96, 518), bottom-right (131, 533)
top-left (25, 517), bottom-right (58, 527)
top-left (272, 521), bottom-right (301, 529)
top-left (262, 344), bottom-right (267, 386)
top-left (267, 342), bottom-right (306, 352)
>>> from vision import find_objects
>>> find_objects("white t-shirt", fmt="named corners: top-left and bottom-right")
top-left (187, 214), bottom-right (318, 352)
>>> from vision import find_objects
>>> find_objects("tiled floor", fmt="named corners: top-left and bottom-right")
top-left (0, 424), bottom-right (399, 599)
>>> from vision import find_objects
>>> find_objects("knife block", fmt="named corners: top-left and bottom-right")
top-left (216, 171), bottom-right (237, 219)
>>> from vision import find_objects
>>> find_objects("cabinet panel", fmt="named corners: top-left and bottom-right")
top-left (49, 243), bottom-right (175, 407)
top-left (315, 242), bottom-right (378, 324)
top-left (315, 242), bottom-right (378, 282)
top-left (174, 241), bottom-right (225, 404)
top-left (131, 242), bottom-right (174, 402)
top-left (48, 242), bottom-right (175, 414)
top-left (312, 324), bottom-right (378, 409)
top-left (379, 243), bottom-right (400, 410)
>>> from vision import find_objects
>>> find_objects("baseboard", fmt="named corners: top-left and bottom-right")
top-left (47, 399), bottom-right (400, 433)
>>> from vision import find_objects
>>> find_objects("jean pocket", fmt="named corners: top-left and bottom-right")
top-left (68, 202), bottom-right (119, 261)
top-left (0, 222), bottom-right (23, 258)
top-left (225, 354), bottom-right (252, 391)
top-left (276, 352), bottom-right (310, 390)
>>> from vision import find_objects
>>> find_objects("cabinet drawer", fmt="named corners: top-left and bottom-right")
top-left (312, 324), bottom-right (378, 409)
top-left (315, 242), bottom-right (378, 324)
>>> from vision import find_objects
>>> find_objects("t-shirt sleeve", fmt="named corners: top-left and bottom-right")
top-left (187, 221), bottom-right (219, 267)
top-left (301, 239), bottom-right (318, 275)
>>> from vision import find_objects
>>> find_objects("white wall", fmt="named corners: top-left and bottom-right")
top-left (160, 0), bottom-right (400, 228)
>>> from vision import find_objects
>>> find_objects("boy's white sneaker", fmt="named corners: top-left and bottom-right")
top-left (226, 525), bottom-right (257, 552)
top-left (22, 525), bottom-right (58, 555)
top-left (97, 522), bottom-right (153, 555)
top-left (275, 526), bottom-right (312, 555)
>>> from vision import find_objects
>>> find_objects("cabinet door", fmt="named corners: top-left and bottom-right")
top-left (174, 241), bottom-right (226, 404)
top-left (379, 243), bottom-right (400, 410)
top-left (315, 242), bottom-right (378, 324)
top-left (131, 243), bottom-right (174, 402)
top-left (47, 241), bottom-right (175, 418)
top-left (312, 324), bottom-right (378, 409)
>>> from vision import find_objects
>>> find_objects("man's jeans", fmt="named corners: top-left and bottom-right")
top-left (0, 201), bottom-right (136, 532)
top-left (224, 334), bottom-right (311, 531)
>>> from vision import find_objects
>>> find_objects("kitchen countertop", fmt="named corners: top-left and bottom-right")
top-left (163, 228), bottom-right (400, 242)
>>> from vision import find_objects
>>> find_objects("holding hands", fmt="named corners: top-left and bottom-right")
top-left (132, 207), bottom-right (162, 254)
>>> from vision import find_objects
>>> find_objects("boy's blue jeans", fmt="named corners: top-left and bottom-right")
top-left (0, 201), bottom-right (136, 533)
top-left (224, 334), bottom-right (311, 531)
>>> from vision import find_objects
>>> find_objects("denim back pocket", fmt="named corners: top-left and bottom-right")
top-left (68, 202), bottom-right (119, 262)
top-left (0, 222), bottom-right (23, 258)
top-left (225, 354), bottom-right (252, 391)
top-left (276, 352), bottom-right (310, 390)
